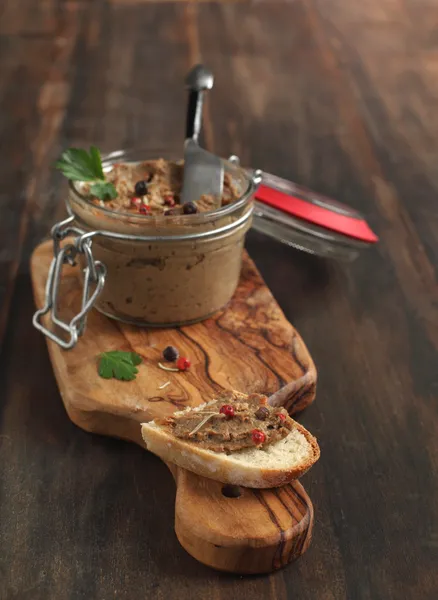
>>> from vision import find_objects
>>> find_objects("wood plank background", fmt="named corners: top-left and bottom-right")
top-left (0, 0), bottom-right (437, 598)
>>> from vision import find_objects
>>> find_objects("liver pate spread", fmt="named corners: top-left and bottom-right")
top-left (81, 159), bottom-right (239, 215)
top-left (164, 392), bottom-right (293, 453)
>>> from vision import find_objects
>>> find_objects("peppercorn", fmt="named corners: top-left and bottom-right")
top-left (219, 404), bottom-right (235, 419)
top-left (255, 406), bottom-right (270, 421)
top-left (164, 193), bottom-right (175, 207)
top-left (163, 346), bottom-right (179, 362)
top-left (134, 180), bottom-right (148, 196)
top-left (252, 429), bottom-right (266, 445)
top-left (177, 357), bottom-right (191, 371)
top-left (182, 202), bottom-right (198, 215)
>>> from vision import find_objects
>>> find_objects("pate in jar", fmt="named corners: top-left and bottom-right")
top-left (66, 148), bottom-right (260, 328)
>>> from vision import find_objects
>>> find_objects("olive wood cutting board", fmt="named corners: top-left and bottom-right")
top-left (31, 239), bottom-right (317, 575)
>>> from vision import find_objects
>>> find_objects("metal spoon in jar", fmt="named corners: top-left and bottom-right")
top-left (181, 65), bottom-right (224, 208)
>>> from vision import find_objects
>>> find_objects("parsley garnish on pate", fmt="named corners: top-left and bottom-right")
top-left (55, 146), bottom-right (117, 202)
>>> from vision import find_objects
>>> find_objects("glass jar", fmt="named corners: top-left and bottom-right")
top-left (33, 148), bottom-right (261, 347)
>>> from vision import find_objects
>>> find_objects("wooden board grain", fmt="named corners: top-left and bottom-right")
top-left (31, 239), bottom-right (317, 574)
top-left (32, 240), bottom-right (317, 437)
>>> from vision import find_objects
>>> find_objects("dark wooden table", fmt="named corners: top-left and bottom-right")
top-left (1, 1), bottom-right (437, 598)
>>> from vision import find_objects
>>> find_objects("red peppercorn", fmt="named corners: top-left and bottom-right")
top-left (176, 356), bottom-right (191, 371)
top-left (139, 205), bottom-right (151, 215)
top-left (219, 404), bottom-right (235, 419)
top-left (164, 194), bottom-right (175, 207)
top-left (252, 429), bottom-right (266, 445)
top-left (131, 197), bottom-right (141, 208)
top-left (278, 413), bottom-right (286, 422)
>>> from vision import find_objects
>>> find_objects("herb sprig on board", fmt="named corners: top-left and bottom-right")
top-left (55, 146), bottom-right (117, 201)
top-left (98, 351), bottom-right (142, 381)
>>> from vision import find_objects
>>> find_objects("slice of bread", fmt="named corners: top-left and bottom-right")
top-left (141, 394), bottom-right (320, 488)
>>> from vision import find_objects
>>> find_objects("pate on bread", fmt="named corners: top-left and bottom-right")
top-left (141, 391), bottom-right (320, 488)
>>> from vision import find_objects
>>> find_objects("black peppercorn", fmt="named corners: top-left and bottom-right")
top-left (255, 406), bottom-right (270, 421)
top-left (163, 346), bottom-right (179, 362)
top-left (134, 180), bottom-right (148, 197)
top-left (182, 201), bottom-right (198, 215)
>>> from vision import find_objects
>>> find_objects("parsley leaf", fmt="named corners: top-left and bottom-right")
top-left (98, 351), bottom-right (142, 381)
top-left (90, 182), bottom-right (117, 201)
top-left (89, 146), bottom-right (105, 180)
top-left (55, 147), bottom-right (104, 181)
top-left (55, 146), bottom-right (118, 202)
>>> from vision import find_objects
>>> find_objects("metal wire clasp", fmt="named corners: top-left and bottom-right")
top-left (32, 216), bottom-right (107, 349)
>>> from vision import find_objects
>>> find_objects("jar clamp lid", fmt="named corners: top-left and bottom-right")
top-left (247, 168), bottom-right (379, 261)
